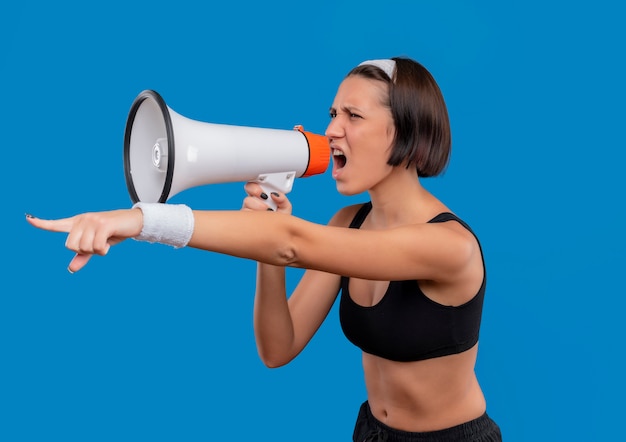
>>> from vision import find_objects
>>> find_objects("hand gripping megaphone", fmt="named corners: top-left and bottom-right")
top-left (123, 90), bottom-right (330, 209)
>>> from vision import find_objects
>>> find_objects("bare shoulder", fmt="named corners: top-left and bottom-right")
top-left (435, 213), bottom-right (480, 247)
top-left (327, 203), bottom-right (368, 228)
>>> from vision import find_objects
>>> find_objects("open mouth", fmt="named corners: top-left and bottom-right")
top-left (332, 148), bottom-right (347, 169)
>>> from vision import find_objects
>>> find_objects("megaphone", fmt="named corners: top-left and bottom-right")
top-left (123, 90), bottom-right (330, 209)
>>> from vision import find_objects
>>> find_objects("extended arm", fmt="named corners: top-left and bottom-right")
top-left (26, 204), bottom-right (475, 281)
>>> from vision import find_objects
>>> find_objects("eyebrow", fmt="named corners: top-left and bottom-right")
top-left (329, 105), bottom-right (365, 114)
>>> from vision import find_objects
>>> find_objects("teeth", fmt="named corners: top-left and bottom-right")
top-left (332, 148), bottom-right (345, 156)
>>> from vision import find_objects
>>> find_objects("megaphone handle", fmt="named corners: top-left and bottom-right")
top-left (254, 171), bottom-right (296, 211)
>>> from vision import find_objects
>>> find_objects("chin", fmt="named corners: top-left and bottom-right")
top-left (335, 181), bottom-right (365, 197)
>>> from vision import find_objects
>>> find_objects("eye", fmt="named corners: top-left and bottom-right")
top-left (349, 113), bottom-right (362, 119)
top-left (329, 110), bottom-right (337, 119)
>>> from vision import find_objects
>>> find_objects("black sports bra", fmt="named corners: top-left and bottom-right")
top-left (339, 202), bottom-right (486, 362)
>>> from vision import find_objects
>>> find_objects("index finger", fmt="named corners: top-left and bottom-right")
top-left (25, 214), bottom-right (76, 233)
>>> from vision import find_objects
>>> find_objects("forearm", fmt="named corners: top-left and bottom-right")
top-left (253, 262), bottom-right (297, 367)
top-left (188, 210), bottom-right (299, 266)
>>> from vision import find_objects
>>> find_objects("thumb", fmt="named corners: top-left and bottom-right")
top-left (270, 192), bottom-right (292, 214)
top-left (68, 253), bottom-right (93, 274)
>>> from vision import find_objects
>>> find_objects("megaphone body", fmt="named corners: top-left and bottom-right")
top-left (124, 90), bottom-right (330, 209)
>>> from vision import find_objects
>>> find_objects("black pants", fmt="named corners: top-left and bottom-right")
top-left (353, 401), bottom-right (502, 442)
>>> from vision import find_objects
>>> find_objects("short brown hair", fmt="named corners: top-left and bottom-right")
top-left (347, 57), bottom-right (451, 177)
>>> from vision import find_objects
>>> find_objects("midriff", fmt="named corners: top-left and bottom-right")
top-left (363, 344), bottom-right (487, 432)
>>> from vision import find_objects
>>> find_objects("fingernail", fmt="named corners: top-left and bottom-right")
top-left (260, 193), bottom-right (268, 200)
top-left (271, 192), bottom-right (280, 197)
top-left (67, 267), bottom-right (75, 274)
top-left (25, 213), bottom-right (35, 219)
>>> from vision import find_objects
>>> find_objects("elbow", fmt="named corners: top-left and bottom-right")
top-left (274, 244), bottom-right (298, 267)
top-left (255, 336), bottom-right (294, 368)
top-left (270, 216), bottom-right (306, 267)
top-left (257, 350), bottom-right (292, 369)
top-left (255, 337), bottom-right (297, 368)
top-left (263, 359), bottom-right (288, 369)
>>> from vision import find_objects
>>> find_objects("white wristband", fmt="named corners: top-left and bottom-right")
top-left (132, 202), bottom-right (195, 248)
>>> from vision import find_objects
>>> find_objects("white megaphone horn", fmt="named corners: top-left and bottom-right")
top-left (123, 90), bottom-right (330, 209)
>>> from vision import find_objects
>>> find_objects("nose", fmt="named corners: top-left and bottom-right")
top-left (325, 116), bottom-right (343, 140)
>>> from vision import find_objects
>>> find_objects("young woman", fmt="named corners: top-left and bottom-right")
top-left (27, 57), bottom-right (502, 441)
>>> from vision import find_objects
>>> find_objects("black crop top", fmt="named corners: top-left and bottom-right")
top-left (339, 202), bottom-right (486, 362)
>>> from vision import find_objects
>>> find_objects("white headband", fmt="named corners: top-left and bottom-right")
top-left (358, 59), bottom-right (396, 79)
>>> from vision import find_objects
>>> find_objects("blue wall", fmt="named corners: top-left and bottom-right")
top-left (3, 1), bottom-right (624, 440)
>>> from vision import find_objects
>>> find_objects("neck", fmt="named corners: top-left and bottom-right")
top-left (366, 167), bottom-right (439, 227)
